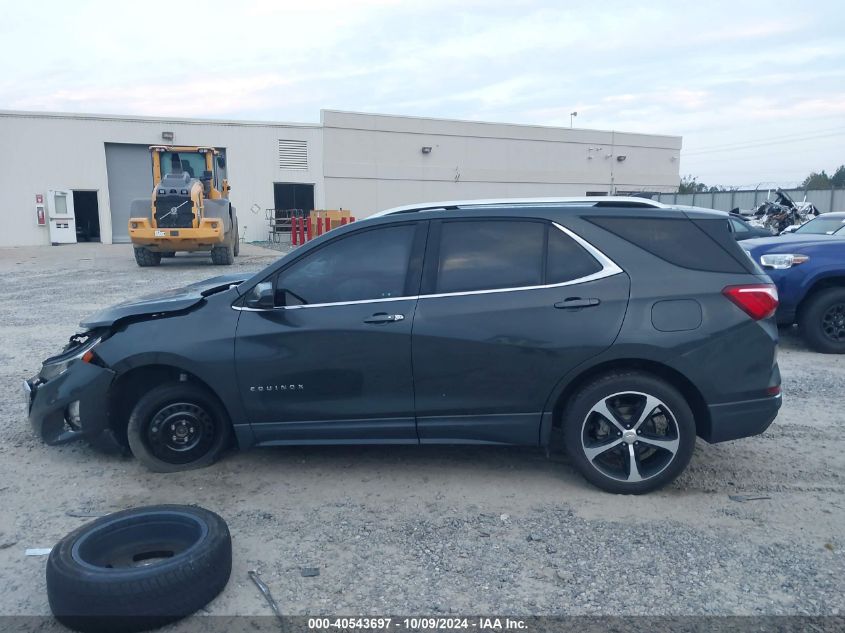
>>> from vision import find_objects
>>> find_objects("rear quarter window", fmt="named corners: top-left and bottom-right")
top-left (587, 216), bottom-right (748, 274)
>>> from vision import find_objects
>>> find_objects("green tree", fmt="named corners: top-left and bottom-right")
top-left (831, 165), bottom-right (845, 188)
top-left (678, 175), bottom-right (708, 194)
top-left (801, 171), bottom-right (831, 189)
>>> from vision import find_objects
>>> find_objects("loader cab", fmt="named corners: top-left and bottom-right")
top-left (150, 146), bottom-right (229, 199)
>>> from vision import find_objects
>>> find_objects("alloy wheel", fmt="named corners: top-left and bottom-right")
top-left (821, 302), bottom-right (845, 343)
top-left (581, 391), bottom-right (680, 483)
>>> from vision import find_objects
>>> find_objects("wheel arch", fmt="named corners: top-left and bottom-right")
top-left (542, 358), bottom-right (710, 448)
top-left (107, 362), bottom-right (236, 448)
top-left (797, 274), bottom-right (845, 318)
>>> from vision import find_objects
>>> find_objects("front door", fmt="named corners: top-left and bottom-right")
top-left (412, 218), bottom-right (630, 445)
top-left (235, 221), bottom-right (426, 444)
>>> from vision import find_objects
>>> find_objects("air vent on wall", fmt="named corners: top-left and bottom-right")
top-left (278, 139), bottom-right (308, 170)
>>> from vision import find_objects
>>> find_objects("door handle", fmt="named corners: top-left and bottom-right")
top-left (364, 313), bottom-right (405, 324)
top-left (554, 298), bottom-right (600, 309)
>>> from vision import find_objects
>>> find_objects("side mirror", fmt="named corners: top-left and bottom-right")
top-left (246, 282), bottom-right (274, 309)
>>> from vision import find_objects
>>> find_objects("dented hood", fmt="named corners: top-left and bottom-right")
top-left (80, 274), bottom-right (245, 329)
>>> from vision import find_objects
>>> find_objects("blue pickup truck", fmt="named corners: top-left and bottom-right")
top-left (743, 229), bottom-right (845, 353)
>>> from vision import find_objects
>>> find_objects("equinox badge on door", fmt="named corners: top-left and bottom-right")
top-left (250, 384), bottom-right (305, 392)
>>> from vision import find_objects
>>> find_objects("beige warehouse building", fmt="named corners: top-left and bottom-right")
top-left (0, 109), bottom-right (682, 247)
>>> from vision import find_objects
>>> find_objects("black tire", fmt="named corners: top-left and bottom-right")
top-left (210, 241), bottom-right (234, 265)
top-left (47, 504), bottom-right (231, 633)
top-left (133, 248), bottom-right (161, 267)
top-left (799, 287), bottom-right (845, 354)
top-left (562, 371), bottom-right (696, 494)
top-left (161, 252), bottom-right (176, 258)
top-left (233, 224), bottom-right (240, 257)
top-left (127, 383), bottom-right (231, 473)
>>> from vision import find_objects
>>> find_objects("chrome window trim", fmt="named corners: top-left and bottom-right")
top-left (235, 294), bottom-right (416, 311)
top-left (233, 222), bottom-right (623, 311)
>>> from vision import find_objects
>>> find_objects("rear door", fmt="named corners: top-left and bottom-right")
top-left (411, 218), bottom-right (630, 445)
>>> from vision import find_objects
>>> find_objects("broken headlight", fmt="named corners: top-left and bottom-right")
top-left (40, 334), bottom-right (103, 381)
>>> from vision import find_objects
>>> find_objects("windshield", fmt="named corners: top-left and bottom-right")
top-left (795, 216), bottom-right (845, 235)
top-left (160, 151), bottom-right (207, 179)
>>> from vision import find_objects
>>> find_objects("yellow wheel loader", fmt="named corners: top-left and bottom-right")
top-left (128, 146), bottom-right (239, 266)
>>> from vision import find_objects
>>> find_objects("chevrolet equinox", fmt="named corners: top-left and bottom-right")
top-left (26, 200), bottom-right (782, 493)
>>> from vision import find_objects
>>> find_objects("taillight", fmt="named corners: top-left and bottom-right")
top-left (722, 284), bottom-right (779, 320)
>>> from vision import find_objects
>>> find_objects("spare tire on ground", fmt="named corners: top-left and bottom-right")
top-left (46, 505), bottom-right (231, 633)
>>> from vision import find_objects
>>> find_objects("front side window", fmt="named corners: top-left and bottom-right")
top-left (274, 224), bottom-right (416, 305)
top-left (436, 220), bottom-right (545, 293)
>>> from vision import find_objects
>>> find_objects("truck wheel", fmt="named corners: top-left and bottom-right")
top-left (127, 383), bottom-right (231, 473)
top-left (799, 287), bottom-right (845, 353)
top-left (210, 242), bottom-right (234, 265)
top-left (46, 505), bottom-right (231, 633)
top-left (133, 248), bottom-right (161, 267)
top-left (563, 371), bottom-right (696, 494)
top-left (233, 226), bottom-right (240, 257)
top-left (161, 252), bottom-right (175, 258)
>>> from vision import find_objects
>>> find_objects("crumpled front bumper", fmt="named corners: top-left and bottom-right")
top-left (26, 361), bottom-right (116, 445)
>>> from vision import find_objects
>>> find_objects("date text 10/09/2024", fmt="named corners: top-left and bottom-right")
top-left (307, 617), bottom-right (528, 630)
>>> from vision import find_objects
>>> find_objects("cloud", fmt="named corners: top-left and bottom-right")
top-left (0, 0), bottom-right (843, 183)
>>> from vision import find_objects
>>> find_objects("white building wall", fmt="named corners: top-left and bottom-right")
top-left (321, 110), bottom-right (682, 216)
top-left (0, 109), bottom-right (682, 247)
top-left (0, 111), bottom-right (323, 246)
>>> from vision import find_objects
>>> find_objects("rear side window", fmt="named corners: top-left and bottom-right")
top-left (587, 216), bottom-right (747, 274)
top-left (436, 220), bottom-right (544, 293)
top-left (433, 220), bottom-right (605, 293)
top-left (547, 226), bottom-right (602, 283)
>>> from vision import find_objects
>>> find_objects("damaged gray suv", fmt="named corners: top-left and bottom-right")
top-left (26, 199), bottom-right (781, 493)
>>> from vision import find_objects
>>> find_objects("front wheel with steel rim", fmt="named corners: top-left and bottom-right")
top-left (127, 383), bottom-right (232, 473)
top-left (563, 372), bottom-right (696, 494)
top-left (800, 287), bottom-right (845, 354)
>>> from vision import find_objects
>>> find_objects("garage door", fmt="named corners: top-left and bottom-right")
top-left (105, 143), bottom-right (152, 243)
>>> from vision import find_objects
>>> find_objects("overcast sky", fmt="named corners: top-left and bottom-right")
top-left (1, 0), bottom-right (843, 186)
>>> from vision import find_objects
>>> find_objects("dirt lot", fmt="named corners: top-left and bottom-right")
top-left (0, 243), bottom-right (843, 626)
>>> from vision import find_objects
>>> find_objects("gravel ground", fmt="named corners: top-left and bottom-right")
top-left (0, 243), bottom-right (843, 627)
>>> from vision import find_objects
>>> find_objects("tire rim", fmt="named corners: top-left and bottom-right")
top-left (146, 401), bottom-right (216, 465)
top-left (821, 302), bottom-right (845, 343)
top-left (580, 391), bottom-right (680, 483)
top-left (71, 511), bottom-right (207, 570)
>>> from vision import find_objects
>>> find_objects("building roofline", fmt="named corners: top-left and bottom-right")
top-left (321, 109), bottom-right (683, 143)
top-left (0, 108), bottom-right (682, 145)
top-left (0, 109), bottom-right (321, 129)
